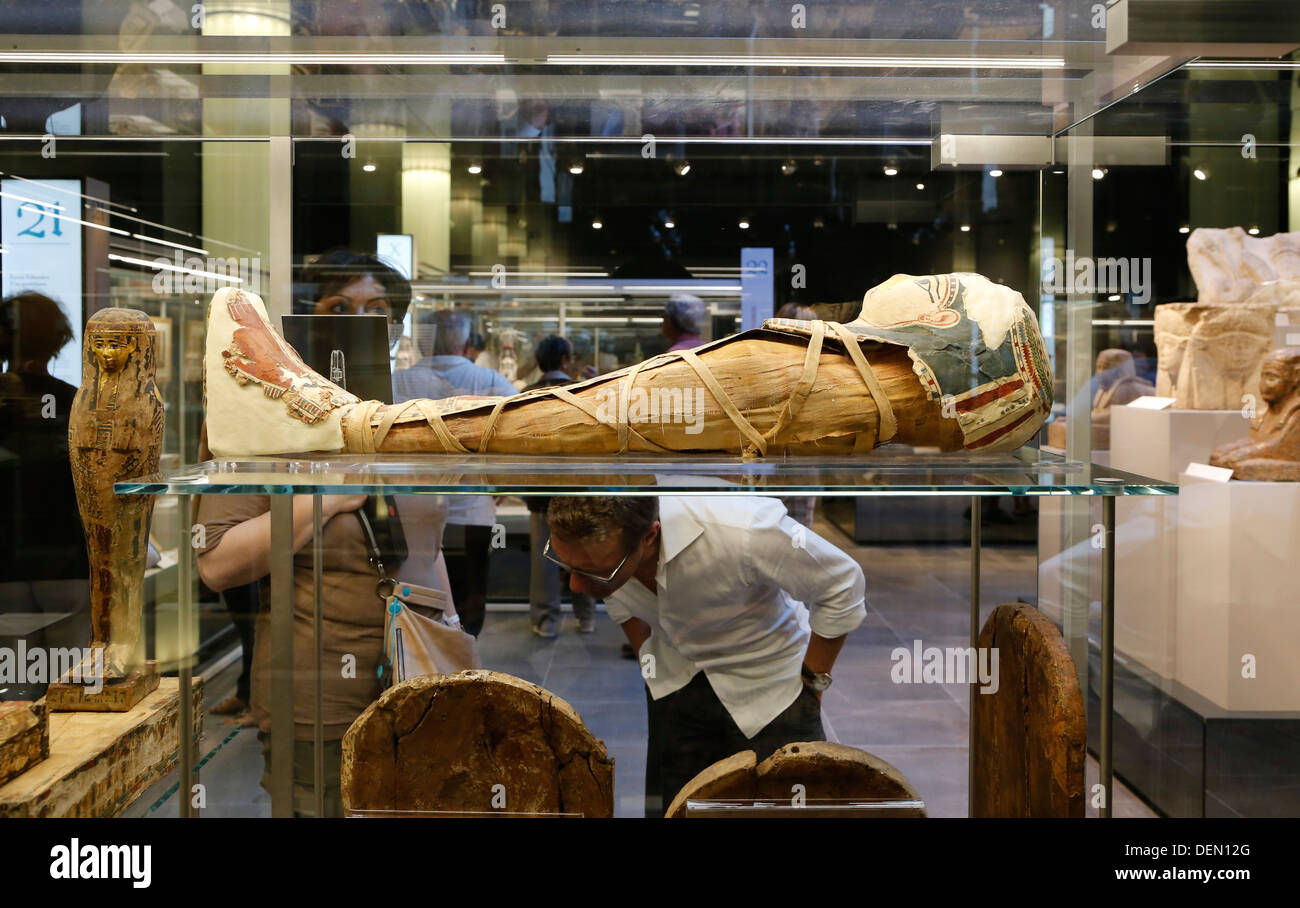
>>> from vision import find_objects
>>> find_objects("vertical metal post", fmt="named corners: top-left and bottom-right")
top-left (177, 493), bottom-right (195, 818)
top-left (967, 496), bottom-right (981, 817)
top-left (1101, 493), bottom-right (1116, 818)
top-left (312, 495), bottom-right (325, 818)
top-left (269, 496), bottom-right (295, 817)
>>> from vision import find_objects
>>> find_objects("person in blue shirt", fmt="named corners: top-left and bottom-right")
top-left (393, 309), bottom-right (517, 636)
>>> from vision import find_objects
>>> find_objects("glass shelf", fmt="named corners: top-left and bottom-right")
top-left (117, 446), bottom-right (1177, 497)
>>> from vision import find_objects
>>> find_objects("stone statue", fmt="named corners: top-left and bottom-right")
top-left (51, 309), bottom-right (163, 710)
top-left (1154, 303), bottom-right (1274, 410)
top-left (1091, 349), bottom-right (1154, 448)
top-left (1210, 348), bottom-right (1300, 481)
top-left (1188, 227), bottom-right (1300, 303)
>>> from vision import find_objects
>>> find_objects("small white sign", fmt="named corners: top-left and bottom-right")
top-left (1184, 462), bottom-right (1233, 483)
top-left (1286, 332), bottom-right (1300, 346)
top-left (1127, 396), bottom-right (1176, 410)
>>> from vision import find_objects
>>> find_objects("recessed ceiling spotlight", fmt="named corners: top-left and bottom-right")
top-left (1108, 294), bottom-right (1121, 301)
top-left (960, 224), bottom-right (971, 232)
top-left (663, 219), bottom-right (676, 229)
top-left (915, 182), bottom-right (925, 190)
top-left (1193, 167), bottom-right (1208, 181)
top-left (738, 218), bottom-right (751, 230)
top-left (1248, 226), bottom-right (1261, 235)
top-left (812, 216), bottom-right (825, 228)
top-left (569, 161), bottom-right (584, 175)
top-left (673, 160), bottom-right (691, 176)
top-left (1051, 169), bottom-right (1065, 174)
top-left (989, 169), bottom-right (1003, 178)
top-left (467, 162), bottom-right (482, 174)
top-left (1091, 167), bottom-right (1106, 180)
top-left (883, 165), bottom-right (898, 176)
top-left (1178, 225), bottom-right (1190, 234)
top-left (591, 217), bottom-right (603, 230)
top-left (781, 159), bottom-right (797, 176)
top-left (362, 161), bottom-right (377, 172)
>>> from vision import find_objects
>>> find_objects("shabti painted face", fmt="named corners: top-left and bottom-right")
top-left (90, 332), bottom-right (138, 374)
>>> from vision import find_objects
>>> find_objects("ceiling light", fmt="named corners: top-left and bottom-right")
top-left (989, 169), bottom-right (1003, 178)
top-left (544, 54), bottom-right (1066, 70)
top-left (568, 161), bottom-right (584, 175)
top-left (673, 160), bottom-right (691, 176)
top-left (362, 161), bottom-right (376, 173)
top-left (1107, 294), bottom-right (1121, 302)
top-left (591, 218), bottom-right (603, 230)
top-left (467, 162), bottom-right (482, 174)
top-left (1051, 169), bottom-right (1065, 174)
top-left (960, 224), bottom-right (971, 232)
top-left (1248, 226), bottom-right (1260, 235)
top-left (1179, 225), bottom-right (1190, 234)
top-left (1193, 167), bottom-right (1208, 181)
top-left (738, 218), bottom-right (751, 230)
top-left (883, 165), bottom-right (898, 176)
top-left (812, 216), bottom-right (825, 228)
top-left (781, 159), bottom-right (797, 176)
top-left (131, 233), bottom-right (208, 255)
top-left (915, 183), bottom-right (925, 190)
top-left (0, 51), bottom-right (507, 65)
top-left (663, 219), bottom-right (675, 229)
top-left (108, 252), bottom-right (242, 284)
top-left (1091, 168), bottom-right (1105, 180)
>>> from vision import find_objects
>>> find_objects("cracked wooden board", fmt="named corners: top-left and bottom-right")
top-left (341, 670), bottom-right (614, 817)
top-left (972, 603), bottom-right (1086, 818)
top-left (666, 742), bottom-right (924, 818)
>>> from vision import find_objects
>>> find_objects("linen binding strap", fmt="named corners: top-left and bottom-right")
top-left (342, 321), bottom-right (898, 456)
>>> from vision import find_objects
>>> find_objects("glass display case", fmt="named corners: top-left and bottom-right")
top-left (0, 0), bottom-right (1296, 822)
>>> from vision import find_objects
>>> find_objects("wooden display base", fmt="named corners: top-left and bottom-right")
top-left (0, 677), bottom-right (202, 817)
top-left (47, 660), bottom-right (160, 713)
top-left (0, 700), bottom-right (49, 788)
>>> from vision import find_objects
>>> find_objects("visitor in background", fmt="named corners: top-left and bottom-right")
top-left (0, 292), bottom-right (89, 699)
top-left (523, 336), bottom-right (595, 638)
top-left (394, 309), bottom-right (516, 637)
top-left (662, 293), bottom-right (705, 352)
top-left (198, 252), bottom-right (453, 814)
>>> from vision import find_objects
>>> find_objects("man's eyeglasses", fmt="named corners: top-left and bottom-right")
top-left (542, 538), bottom-right (632, 584)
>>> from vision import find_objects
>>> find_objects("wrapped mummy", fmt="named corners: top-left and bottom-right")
top-left (204, 273), bottom-right (1053, 458)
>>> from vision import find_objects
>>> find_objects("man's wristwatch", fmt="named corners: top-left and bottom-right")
top-left (801, 662), bottom-right (832, 693)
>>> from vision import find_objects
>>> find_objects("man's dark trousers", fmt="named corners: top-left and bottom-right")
top-left (643, 671), bottom-right (825, 818)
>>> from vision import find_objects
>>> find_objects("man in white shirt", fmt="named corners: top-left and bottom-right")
top-left (545, 495), bottom-right (866, 818)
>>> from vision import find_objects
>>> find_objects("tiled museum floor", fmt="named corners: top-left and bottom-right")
top-left (130, 519), bottom-right (1155, 818)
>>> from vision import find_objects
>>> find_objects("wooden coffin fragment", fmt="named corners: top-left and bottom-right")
top-left (972, 603), bottom-right (1086, 818)
top-left (666, 741), bottom-right (924, 818)
top-left (342, 670), bottom-right (614, 817)
top-left (0, 700), bottom-right (49, 788)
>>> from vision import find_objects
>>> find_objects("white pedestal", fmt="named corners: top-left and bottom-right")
top-left (1176, 474), bottom-right (1300, 711)
top-left (1104, 406), bottom-right (1251, 679)
top-left (1111, 405), bottom-right (1248, 484)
